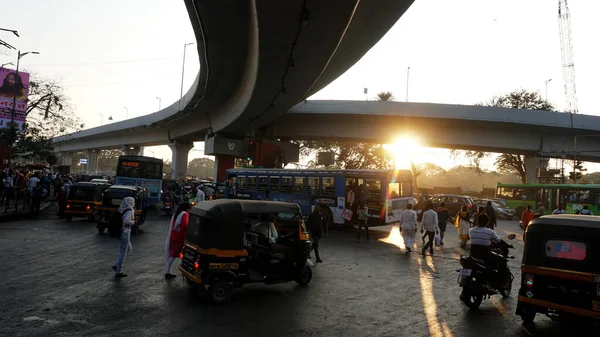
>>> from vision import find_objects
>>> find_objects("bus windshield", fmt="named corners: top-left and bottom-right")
top-left (117, 158), bottom-right (162, 180)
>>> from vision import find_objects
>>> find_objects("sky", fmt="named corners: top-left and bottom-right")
top-left (1, 0), bottom-right (599, 172)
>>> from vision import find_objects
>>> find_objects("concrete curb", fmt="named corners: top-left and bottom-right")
top-left (0, 202), bottom-right (53, 222)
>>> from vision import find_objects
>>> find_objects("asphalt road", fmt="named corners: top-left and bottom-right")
top-left (0, 211), bottom-right (587, 337)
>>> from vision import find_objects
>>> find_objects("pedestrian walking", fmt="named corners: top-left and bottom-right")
top-left (0, 170), bottom-right (12, 205)
top-left (165, 203), bottom-right (191, 279)
top-left (455, 205), bottom-right (471, 247)
top-left (421, 203), bottom-right (439, 256)
top-left (307, 204), bottom-right (327, 263)
top-left (112, 197), bottom-right (135, 278)
top-left (195, 187), bottom-right (205, 203)
top-left (399, 203), bottom-right (418, 254)
top-left (435, 202), bottom-right (451, 245)
top-left (356, 206), bottom-right (369, 242)
top-left (30, 182), bottom-right (44, 216)
top-left (485, 201), bottom-right (497, 229)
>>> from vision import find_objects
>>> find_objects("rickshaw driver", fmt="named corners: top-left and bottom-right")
top-left (469, 214), bottom-right (507, 278)
top-left (254, 214), bottom-right (292, 258)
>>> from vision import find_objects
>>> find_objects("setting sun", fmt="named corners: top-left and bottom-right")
top-left (384, 136), bottom-right (422, 169)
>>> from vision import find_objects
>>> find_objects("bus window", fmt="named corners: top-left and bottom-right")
top-left (308, 177), bottom-right (319, 195)
top-left (281, 176), bottom-right (293, 192)
top-left (247, 176), bottom-right (257, 191)
top-left (322, 177), bottom-right (335, 196)
top-left (258, 176), bottom-right (268, 192)
top-left (388, 182), bottom-right (399, 198)
top-left (294, 177), bottom-right (306, 193)
top-left (238, 176), bottom-right (247, 191)
top-left (270, 177), bottom-right (280, 192)
top-left (365, 179), bottom-right (382, 202)
top-left (399, 182), bottom-right (410, 196)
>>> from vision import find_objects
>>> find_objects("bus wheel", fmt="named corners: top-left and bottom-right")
top-left (321, 206), bottom-right (333, 228)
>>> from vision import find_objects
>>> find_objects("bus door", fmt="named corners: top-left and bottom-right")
top-left (386, 180), bottom-right (413, 224)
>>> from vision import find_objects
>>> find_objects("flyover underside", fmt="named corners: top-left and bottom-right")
top-left (270, 113), bottom-right (600, 162)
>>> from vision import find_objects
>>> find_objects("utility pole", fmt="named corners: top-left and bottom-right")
top-left (405, 66), bottom-right (410, 102)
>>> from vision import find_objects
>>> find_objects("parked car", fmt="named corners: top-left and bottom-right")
top-left (472, 198), bottom-right (515, 220)
top-left (428, 194), bottom-right (475, 218)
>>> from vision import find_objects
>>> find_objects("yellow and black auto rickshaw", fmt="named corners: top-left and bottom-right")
top-left (96, 185), bottom-right (148, 236)
top-left (179, 199), bottom-right (313, 304)
top-left (516, 214), bottom-right (600, 324)
top-left (65, 182), bottom-right (111, 221)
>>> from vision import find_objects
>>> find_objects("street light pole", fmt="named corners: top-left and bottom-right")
top-left (124, 107), bottom-right (128, 119)
top-left (156, 96), bottom-right (161, 110)
top-left (406, 66), bottom-right (410, 102)
top-left (179, 42), bottom-right (195, 104)
top-left (545, 78), bottom-right (552, 101)
top-left (99, 113), bottom-right (104, 126)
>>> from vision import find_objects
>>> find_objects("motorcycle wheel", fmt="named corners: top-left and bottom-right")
top-left (499, 269), bottom-right (513, 298)
top-left (461, 289), bottom-right (483, 310)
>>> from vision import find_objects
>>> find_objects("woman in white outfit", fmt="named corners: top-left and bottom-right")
top-left (399, 203), bottom-right (418, 254)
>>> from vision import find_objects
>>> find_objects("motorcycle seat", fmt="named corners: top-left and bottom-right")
top-left (469, 256), bottom-right (491, 269)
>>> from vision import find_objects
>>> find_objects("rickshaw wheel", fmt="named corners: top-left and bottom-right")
top-left (461, 289), bottom-right (483, 310)
top-left (97, 227), bottom-right (105, 234)
top-left (296, 266), bottom-right (313, 286)
top-left (500, 270), bottom-right (513, 298)
top-left (209, 281), bottom-right (233, 304)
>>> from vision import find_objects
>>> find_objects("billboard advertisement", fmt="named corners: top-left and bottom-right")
top-left (0, 67), bottom-right (30, 131)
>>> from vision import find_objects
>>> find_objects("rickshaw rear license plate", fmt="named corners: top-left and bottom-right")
top-left (209, 263), bottom-right (238, 270)
top-left (459, 269), bottom-right (472, 276)
top-left (593, 301), bottom-right (600, 312)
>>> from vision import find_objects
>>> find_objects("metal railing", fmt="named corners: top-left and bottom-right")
top-left (1, 187), bottom-right (54, 215)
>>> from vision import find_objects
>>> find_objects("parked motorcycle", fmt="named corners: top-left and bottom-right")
top-left (457, 234), bottom-right (517, 310)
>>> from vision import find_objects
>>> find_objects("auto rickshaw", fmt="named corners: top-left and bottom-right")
top-left (179, 199), bottom-right (313, 304)
top-left (65, 182), bottom-right (111, 221)
top-left (96, 185), bottom-right (148, 236)
top-left (516, 215), bottom-right (600, 324)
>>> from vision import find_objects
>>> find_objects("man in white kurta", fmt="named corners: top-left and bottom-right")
top-left (399, 203), bottom-right (418, 254)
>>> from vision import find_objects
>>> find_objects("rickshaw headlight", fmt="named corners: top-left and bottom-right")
top-left (525, 273), bottom-right (534, 288)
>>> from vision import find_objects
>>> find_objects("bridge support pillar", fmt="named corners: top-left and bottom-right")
top-left (524, 156), bottom-right (549, 184)
top-left (86, 150), bottom-right (99, 174)
top-left (214, 155), bottom-right (235, 182)
top-left (59, 152), bottom-right (74, 166)
top-left (122, 146), bottom-right (141, 156)
top-left (169, 141), bottom-right (193, 180)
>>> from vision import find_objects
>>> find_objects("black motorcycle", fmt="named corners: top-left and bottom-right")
top-left (162, 192), bottom-right (174, 216)
top-left (457, 234), bottom-right (517, 310)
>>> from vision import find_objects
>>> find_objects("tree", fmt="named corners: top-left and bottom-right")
top-left (299, 141), bottom-right (393, 170)
top-left (97, 149), bottom-right (123, 171)
top-left (376, 91), bottom-right (394, 101)
top-left (452, 89), bottom-right (556, 182)
top-left (494, 154), bottom-right (526, 183)
top-left (1, 76), bottom-right (82, 162)
top-left (187, 157), bottom-right (214, 179)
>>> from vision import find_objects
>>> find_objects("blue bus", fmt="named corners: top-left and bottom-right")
top-left (115, 155), bottom-right (163, 207)
top-left (225, 168), bottom-right (415, 226)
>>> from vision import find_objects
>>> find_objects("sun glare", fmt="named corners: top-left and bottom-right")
top-left (384, 136), bottom-right (421, 170)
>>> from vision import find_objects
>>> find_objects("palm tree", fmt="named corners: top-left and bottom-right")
top-left (376, 91), bottom-right (394, 101)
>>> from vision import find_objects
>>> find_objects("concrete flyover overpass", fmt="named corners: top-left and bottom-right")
top-left (53, 0), bottom-right (415, 178)
top-left (269, 100), bottom-right (600, 182)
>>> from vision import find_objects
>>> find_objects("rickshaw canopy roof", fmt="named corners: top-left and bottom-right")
top-left (528, 214), bottom-right (600, 232)
top-left (190, 199), bottom-right (301, 220)
top-left (103, 185), bottom-right (145, 197)
top-left (186, 200), bottom-right (302, 250)
top-left (70, 182), bottom-right (109, 190)
top-left (524, 215), bottom-right (600, 273)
